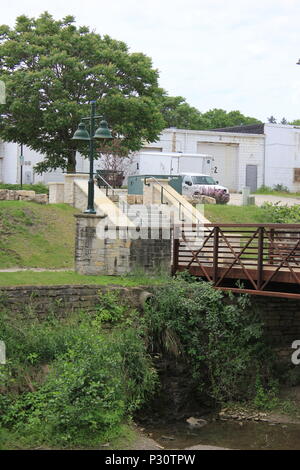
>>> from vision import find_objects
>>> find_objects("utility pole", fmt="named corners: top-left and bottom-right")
top-left (20, 144), bottom-right (24, 188)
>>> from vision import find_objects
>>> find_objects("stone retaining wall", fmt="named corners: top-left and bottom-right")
top-left (0, 283), bottom-right (299, 363)
top-left (75, 214), bottom-right (172, 276)
top-left (0, 189), bottom-right (48, 204)
top-left (250, 296), bottom-right (300, 362)
top-left (0, 284), bottom-right (152, 317)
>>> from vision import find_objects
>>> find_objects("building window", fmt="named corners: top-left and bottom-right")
top-left (294, 168), bottom-right (300, 183)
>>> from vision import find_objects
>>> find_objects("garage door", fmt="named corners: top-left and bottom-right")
top-left (197, 142), bottom-right (239, 191)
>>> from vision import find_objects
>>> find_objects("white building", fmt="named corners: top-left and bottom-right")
top-left (134, 127), bottom-right (265, 192)
top-left (2, 122), bottom-right (300, 193)
top-left (0, 141), bottom-right (65, 185)
top-left (0, 140), bottom-right (107, 185)
top-left (132, 123), bottom-right (300, 192)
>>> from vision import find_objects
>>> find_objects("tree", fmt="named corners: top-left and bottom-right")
top-left (159, 98), bottom-right (261, 130)
top-left (267, 116), bottom-right (277, 123)
top-left (159, 95), bottom-right (209, 129)
top-left (281, 117), bottom-right (288, 125)
top-left (0, 13), bottom-right (165, 173)
top-left (200, 109), bottom-right (261, 129)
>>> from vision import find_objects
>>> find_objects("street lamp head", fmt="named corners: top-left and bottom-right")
top-left (71, 122), bottom-right (90, 141)
top-left (94, 120), bottom-right (113, 140)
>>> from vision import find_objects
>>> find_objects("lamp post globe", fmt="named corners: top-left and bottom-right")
top-left (71, 101), bottom-right (113, 214)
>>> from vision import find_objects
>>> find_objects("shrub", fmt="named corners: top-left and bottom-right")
top-left (196, 186), bottom-right (230, 204)
top-left (261, 202), bottom-right (300, 223)
top-left (273, 184), bottom-right (289, 193)
top-left (0, 294), bottom-right (157, 447)
top-left (143, 276), bottom-right (274, 404)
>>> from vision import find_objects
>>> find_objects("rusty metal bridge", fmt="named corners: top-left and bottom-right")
top-left (172, 224), bottom-right (300, 299)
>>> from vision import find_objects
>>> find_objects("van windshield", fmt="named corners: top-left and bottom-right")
top-left (192, 176), bottom-right (216, 185)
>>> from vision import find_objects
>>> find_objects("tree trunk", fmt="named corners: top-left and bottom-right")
top-left (66, 149), bottom-right (77, 173)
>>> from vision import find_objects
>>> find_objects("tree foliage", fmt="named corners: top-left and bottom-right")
top-left (201, 108), bottom-right (261, 129)
top-left (0, 13), bottom-right (165, 173)
top-left (159, 95), bottom-right (261, 130)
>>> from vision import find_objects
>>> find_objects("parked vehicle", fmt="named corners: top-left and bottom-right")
top-left (181, 173), bottom-right (230, 203)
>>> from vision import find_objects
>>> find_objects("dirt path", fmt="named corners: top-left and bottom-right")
top-left (0, 268), bottom-right (73, 272)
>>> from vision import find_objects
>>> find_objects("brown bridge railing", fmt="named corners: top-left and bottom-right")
top-left (172, 223), bottom-right (300, 299)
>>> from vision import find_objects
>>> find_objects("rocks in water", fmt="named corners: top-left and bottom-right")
top-left (219, 408), bottom-right (269, 422)
top-left (186, 417), bottom-right (208, 428)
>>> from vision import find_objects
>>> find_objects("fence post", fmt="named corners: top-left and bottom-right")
top-left (269, 228), bottom-right (275, 265)
top-left (257, 226), bottom-right (264, 289)
top-left (213, 226), bottom-right (219, 284)
top-left (172, 231), bottom-right (180, 275)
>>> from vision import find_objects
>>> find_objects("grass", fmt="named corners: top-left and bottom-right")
top-left (0, 270), bottom-right (167, 286)
top-left (0, 201), bottom-right (78, 269)
top-left (0, 423), bottom-right (138, 450)
top-left (254, 186), bottom-right (300, 198)
top-left (204, 204), bottom-right (273, 224)
top-left (0, 183), bottom-right (48, 194)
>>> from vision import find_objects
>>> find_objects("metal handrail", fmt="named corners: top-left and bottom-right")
top-left (96, 173), bottom-right (130, 214)
top-left (95, 173), bottom-right (116, 197)
top-left (144, 176), bottom-right (204, 224)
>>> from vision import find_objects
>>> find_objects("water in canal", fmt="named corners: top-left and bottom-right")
top-left (145, 419), bottom-right (300, 450)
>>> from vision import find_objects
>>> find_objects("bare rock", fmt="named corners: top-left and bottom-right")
top-left (186, 417), bottom-right (208, 428)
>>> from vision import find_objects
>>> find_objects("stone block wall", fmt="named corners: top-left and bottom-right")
top-left (127, 194), bottom-right (143, 205)
top-left (48, 183), bottom-right (64, 204)
top-left (250, 296), bottom-right (300, 362)
top-left (130, 232), bottom-right (172, 273)
top-left (0, 189), bottom-right (48, 204)
top-left (0, 284), bottom-right (152, 317)
top-left (75, 214), bottom-right (172, 276)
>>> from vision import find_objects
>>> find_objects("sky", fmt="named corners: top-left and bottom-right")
top-left (2, 0), bottom-right (300, 123)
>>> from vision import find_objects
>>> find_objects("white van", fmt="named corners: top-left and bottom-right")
top-left (181, 173), bottom-right (229, 200)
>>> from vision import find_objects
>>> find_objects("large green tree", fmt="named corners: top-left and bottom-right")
top-left (0, 13), bottom-right (165, 173)
top-left (159, 95), bottom-right (209, 129)
top-left (159, 96), bottom-right (261, 130)
top-left (200, 108), bottom-right (261, 129)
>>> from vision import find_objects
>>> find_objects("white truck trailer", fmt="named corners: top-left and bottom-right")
top-left (127, 152), bottom-right (215, 178)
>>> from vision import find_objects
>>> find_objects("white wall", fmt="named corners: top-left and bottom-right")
top-left (137, 129), bottom-right (265, 192)
top-left (2, 142), bottom-right (18, 183)
top-left (5, 124), bottom-right (300, 192)
top-left (0, 140), bottom-right (65, 185)
top-left (264, 124), bottom-right (300, 191)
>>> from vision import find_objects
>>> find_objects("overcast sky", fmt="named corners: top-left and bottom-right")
top-left (2, 0), bottom-right (300, 122)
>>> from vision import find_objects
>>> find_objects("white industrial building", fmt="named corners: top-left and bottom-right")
top-left (1, 123), bottom-right (300, 193)
top-left (0, 141), bottom-right (64, 185)
top-left (132, 128), bottom-right (265, 192)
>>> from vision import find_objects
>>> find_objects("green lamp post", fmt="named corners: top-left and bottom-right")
top-left (72, 101), bottom-right (113, 214)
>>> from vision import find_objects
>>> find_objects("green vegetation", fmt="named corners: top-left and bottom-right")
top-left (159, 97), bottom-right (261, 130)
top-left (0, 201), bottom-right (77, 269)
top-left (254, 185), bottom-right (300, 198)
top-left (205, 202), bottom-right (300, 224)
top-left (0, 278), bottom-right (295, 449)
top-left (260, 202), bottom-right (300, 223)
top-left (0, 13), bottom-right (165, 173)
top-left (0, 183), bottom-right (49, 194)
top-left (0, 292), bottom-right (157, 449)
top-left (143, 275), bottom-right (275, 404)
top-left (204, 204), bottom-right (272, 224)
top-left (0, 271), bottom-right (167, 287)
